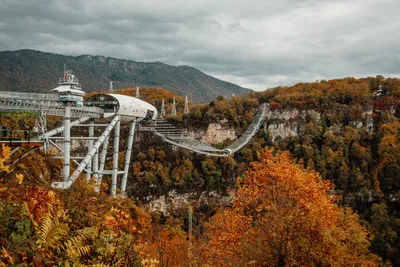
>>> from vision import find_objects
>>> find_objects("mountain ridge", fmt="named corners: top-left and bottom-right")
top-left (0, 49), bottom-right (250, 103)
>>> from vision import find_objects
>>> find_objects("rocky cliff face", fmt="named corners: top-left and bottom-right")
top-left (264, 108), bottom-right (374, 141)
top-left (181, 108), bottom-right (375, 145)
top-left (145, 190), bottom-right (232, 216)
top-left (184, 119), bottom-right (236, 144)
top-left (265, 109), bottom-right (320, 141)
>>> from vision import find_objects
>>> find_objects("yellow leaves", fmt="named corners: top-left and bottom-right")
top-left (15, 173), bottom-right (23, 184)
top-left (0, 144), bottom-right (11, 174)
top-left (1, 144), bottom-right (11, 160)
top-left (380, 121), bottom-right (400, 136)
top-left (141, 258), bottom-right (160, 267)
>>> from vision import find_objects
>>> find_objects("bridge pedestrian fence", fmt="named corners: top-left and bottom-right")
top-left (0, 91), bottom-right (104, 118)
top-left (150, 103), bottom-right (268, 157)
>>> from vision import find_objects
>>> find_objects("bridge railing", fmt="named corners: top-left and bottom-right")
top-left (0, 91), bottom-right (104, 118)
top-left (0, 91), bottom-right (59, 101)
top-left (226, 103), bottom-right (267, 153)
top-left (0, 129), bottom-right (42, 142)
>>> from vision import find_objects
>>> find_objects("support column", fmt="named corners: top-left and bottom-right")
top-left (93, 150), bottom-right (99, 190)
top-left (86, 119), bottom-right (95, 182)
top-left (121, 120), bottom-right (136, 193)
top-left (111, 116), bottom-right (120, 197)
top-left (96, 135), bottom-right (109, 192)
top-left (63, 103), bottom-right (71, 182)
top-left (52, 115), bottom-right (119, 190)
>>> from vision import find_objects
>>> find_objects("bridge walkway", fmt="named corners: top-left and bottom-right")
top-left (0, 91), bottom-right (103, 118)
top-left (150, 103), bottom-right (268, 157)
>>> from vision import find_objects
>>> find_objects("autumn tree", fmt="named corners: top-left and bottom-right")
top-left (370, 203), bottom-right (398, 264)
top-left (142, 224), bottom-right (188, 267)
top-left (378, 121), bottom-right (400, 192)
top-left (202, 148), bottom-right (381, 266)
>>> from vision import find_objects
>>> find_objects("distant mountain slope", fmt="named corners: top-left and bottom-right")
top-left (0, 49), bottom-right (249, 103)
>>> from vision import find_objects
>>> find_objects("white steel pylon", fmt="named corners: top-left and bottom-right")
top-left (171, 97), bottom-right (177, 116)
top-left (136, 87), bottom-right (140, 98)
top-left (184, 95), bottom-right (190, 114)
top-left (121, 119), bottom-right (136, 193)
top-left (63, 103), bottom-right (71, 181)
top-left (111, 117), bottom-right (121, 197)
top-left (161, 98), bottom-right (166, 117)
top-left (109, 81), bottom-right (113, 91)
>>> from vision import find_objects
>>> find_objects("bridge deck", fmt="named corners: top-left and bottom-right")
top-left (0, 140), bottom-right (44, 147)
top-left (0, 91), bottom-right (104, 118)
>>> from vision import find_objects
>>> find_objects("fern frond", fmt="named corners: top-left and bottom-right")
top-left (37, 211), bottom-right (69, 250)
top-left (62, 227), bottom-right (98, 262)
top-left (75, 227), bottom-right (98, 241)
top-left (64, 240), bottom-right (91, 261)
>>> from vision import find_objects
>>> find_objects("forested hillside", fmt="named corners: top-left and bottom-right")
top-left (1, 75), bottom-right (399, 265)
top-left (0, 49), bottom-right (249, 103)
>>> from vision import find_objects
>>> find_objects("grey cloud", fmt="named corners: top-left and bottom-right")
top-left (0, 0), bottom-right (399, 90)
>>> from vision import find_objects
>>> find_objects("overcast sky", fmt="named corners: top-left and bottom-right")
top-left (0, 0), bottom-right (399, 90)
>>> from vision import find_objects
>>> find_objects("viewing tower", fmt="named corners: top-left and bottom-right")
top-left (51, 69), bottom-right (85, 182)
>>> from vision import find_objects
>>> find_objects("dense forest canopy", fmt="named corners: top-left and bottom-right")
top-left (1, 75), bottom-right (400, 265)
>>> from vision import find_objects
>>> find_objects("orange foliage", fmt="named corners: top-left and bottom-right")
top-left (142, 225), bottom-right (188, 266)
top-left (270, 101), bottom-right (280, 109)
top-left (266, 78), bottom-right (371, 109)
top-left (202, 148), bottom-right (381, 266)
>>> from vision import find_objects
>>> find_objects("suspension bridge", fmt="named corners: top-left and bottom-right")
top-left (0, 72), bottom-right (269, 196)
